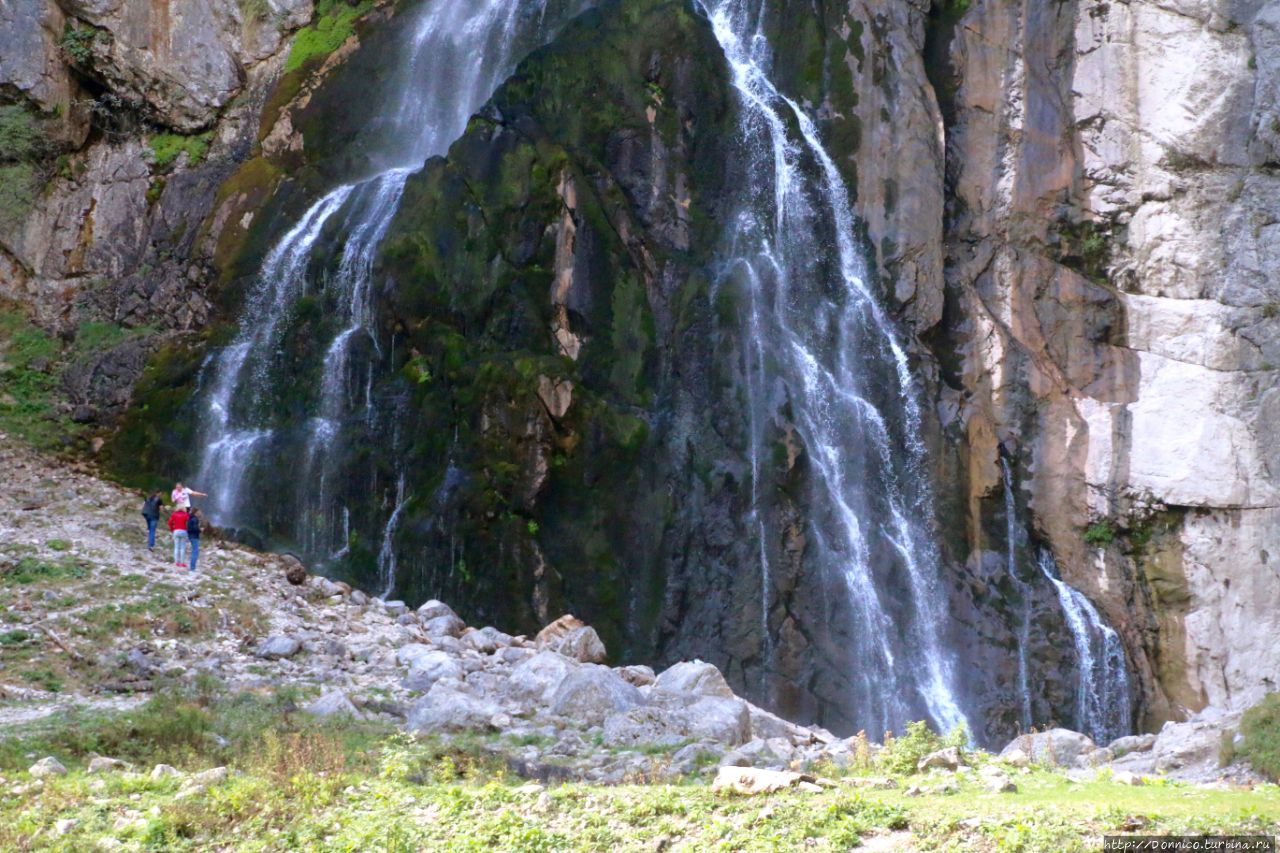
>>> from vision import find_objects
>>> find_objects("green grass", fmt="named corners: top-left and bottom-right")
top-left (148, 132), bottom-right (213, 168)
top-left (2, 555), bottom-right (90, 583)
top-left (284, 0), bottom-right (373, 73)
top-left (1240, 693), bottom-right (1280, 781)
top-left (0, 310), bottom-right (79, 449)
top-left (2, 697), bottom-right (1277, 851)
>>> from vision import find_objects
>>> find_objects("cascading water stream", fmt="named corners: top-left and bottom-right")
top-left (193, 0), bottom-right (593, 567)
top-left (699, 0), bottom-right (967, 735)
top-left (1000, 459), bottom-right (1034, 730)
top-left (1035, 550), bottom-right (1131, 744)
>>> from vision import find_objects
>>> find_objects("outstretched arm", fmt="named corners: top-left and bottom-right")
top-left (190, 490), bottom-right (208, 497)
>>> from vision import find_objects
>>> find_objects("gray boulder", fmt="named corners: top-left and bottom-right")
top-left (254, 636), bottom-right (301, 660)
top-left (508, 650), bottom-right (579, 705)
top-left (406, 679), bottom-right (502, 733)
top-left (654, 660), bottom-right (734, 698)
top-left (603, 692), bottom-right (751, 748)
top-left (616, 665), bottom-right (656, 687)
top-left (382, 600), bottom-right (409, 618)
top-left (548, 626), bottom-right (607, 664)
top-left (423, 614), bottom-right (466, 639)
top-left (1000, 728), bottom-right (1096, 769)
top-left (29, 756), bottom-right (68, 778)
top-left (417, 600), bottom-right (458, 621)
top-left (1153, 711), bottom-right (1243, 780)
top-left (918, 746), bottom-right (963, 772)
top-left (87, 756), bottom-right (130, 774)
top-left (304, 690), bottom-right (363, 719)
top-left (395, 643), bottom-right (437, 667)
top-left (403, 651), bottom-right (464, 693)
top-left (549, 664), bottom-right (643, 724)
top-left (461, 626), bottom-right (513, 655)
top-left (1107, 733), bottom-right (1156, 758)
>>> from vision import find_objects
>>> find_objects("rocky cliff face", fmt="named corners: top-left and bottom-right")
top-left (0, 0), bottom-right (312, 418)
top-left (929, 0), bottom-right (1280, 729)
top-left (4, 0), bottom-right (1277, 741)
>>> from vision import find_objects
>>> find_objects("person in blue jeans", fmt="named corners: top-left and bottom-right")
top-left (141, 491), bottom-right (163, 552)
top-left (186, 508), bottom-right (203, 572)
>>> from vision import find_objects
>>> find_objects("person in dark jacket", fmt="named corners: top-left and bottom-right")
top-left (141, 491), bottom-right (163, 552)
top-left (186, 508), bottom-right (203, 573)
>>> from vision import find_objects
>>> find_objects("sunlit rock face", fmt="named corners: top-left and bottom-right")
top-left (933, 0), bottom-right (1280, 730)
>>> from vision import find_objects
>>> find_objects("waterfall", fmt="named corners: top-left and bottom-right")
top-left (192, 0), bottom-right (593, 569)
top-left (1035, 550), bottom-right (1131, 744)
top-left (699, 0), bottom-right (967, 735)
top-left (1000, 459), bottom-right (1034, 730)
top-left (376, 475), bottom-right (409, 600)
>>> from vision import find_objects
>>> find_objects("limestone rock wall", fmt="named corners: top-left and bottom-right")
top-left (934, 0), bottom-right (1280, 727)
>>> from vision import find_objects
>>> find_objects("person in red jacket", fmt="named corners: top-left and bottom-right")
top-left (168, 506), bottom-right (190, 568)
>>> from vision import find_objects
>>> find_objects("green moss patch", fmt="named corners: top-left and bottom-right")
top-left (148, 132), bottom-right (212, 169)
top-left (285, 0), bottom-right (373, 73)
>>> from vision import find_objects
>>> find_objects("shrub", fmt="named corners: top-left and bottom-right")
top-left (1240, 693), bottom-right (1280, 781)
top-left (1084, 521), bottom-right (1115, 546)
top-left (0, 105), bottom-right (44, 162)
top-left (149, 132), bottom-right (212, 168)
top-left (876, 720), bottom-right (967, 775)
top-left (60, 25), bottom-right (97, 66)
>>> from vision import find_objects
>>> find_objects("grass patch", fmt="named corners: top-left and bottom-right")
top-left (0, 310), bottom-right (80, 449)
top-left (2, 555), bottom-right (90, 583)
top-left (1240, 692), bottom-right (1280, 781)
top-left (284, 0), bottom-right (373, 73)
top-left (148, 132), bottom-right (213, 169)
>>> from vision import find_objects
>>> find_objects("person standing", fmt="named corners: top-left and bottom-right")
top-left (186, 508), bottom-right (203, 573)
top-left (168, 505), bottom-right (190, 568)
top-left (141, 491), bottom-right (163, 552)
top-left (170, 482), bottom-right (207, 510)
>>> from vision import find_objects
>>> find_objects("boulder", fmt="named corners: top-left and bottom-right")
top-left (1107, 733), bottom-right (1156, 758)
top-left (150, 764), bottom-right (181, 780)
top-left (1002, 748), bottom-right (1030, 768)
top-left (654, 660), bottom-right (734, 698)
top-left (304, 690), bottom-right (363, 719)
top-left (406, 679), bottom-right (502, 733)
top-left (395, 643), bottom-right (437, 667)
top-left (549, 664), bottom-right (643, 724)
top-left (508, 650), bottom-right (579, 705)
top-left (535, 614), bottom-right (586, 647)
top-left (382, 600), bottom-right (409, 618)
top-left (548, 626), bottom-right (607, 663)
top-left (978, 765), bottom-right (1017, 793)
top-left (423, 614), bottom-right (466, 639)
top-left (349, 590), bottom-right (369, 606)
top-left (87, 756), bottom-right (129, 774)
top-left (1152, 711), bottom-right (1243, 780)
top-left (616, 665), bottom-right (656, 687)
top-left (1113, 770), bottom-right (1145, 786)
top-left (745, 701), bottom-right (817, 745)
top-left (283, 557), bottom-right (308, 586)
top-left (711, 766), bottom-right (806, 794)
top-left (603, 698), bottom-right (751, 749)
top-left (417, 600), bottom-right (458, 621)
top-left (461, 626), bottom-right (514, 655)
top-left (917, 746), bottom-right (963, 772)
top-left (190, 767), bottom-right (229, 786)
top-left (1000, 729), bottom-right (1097, 769)
top-left (403, 651), bottom-right (464, 693)
top-left (254, 635), bottom-right (301, 660)
top-left (29, 756), bottom-right (67, 778)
